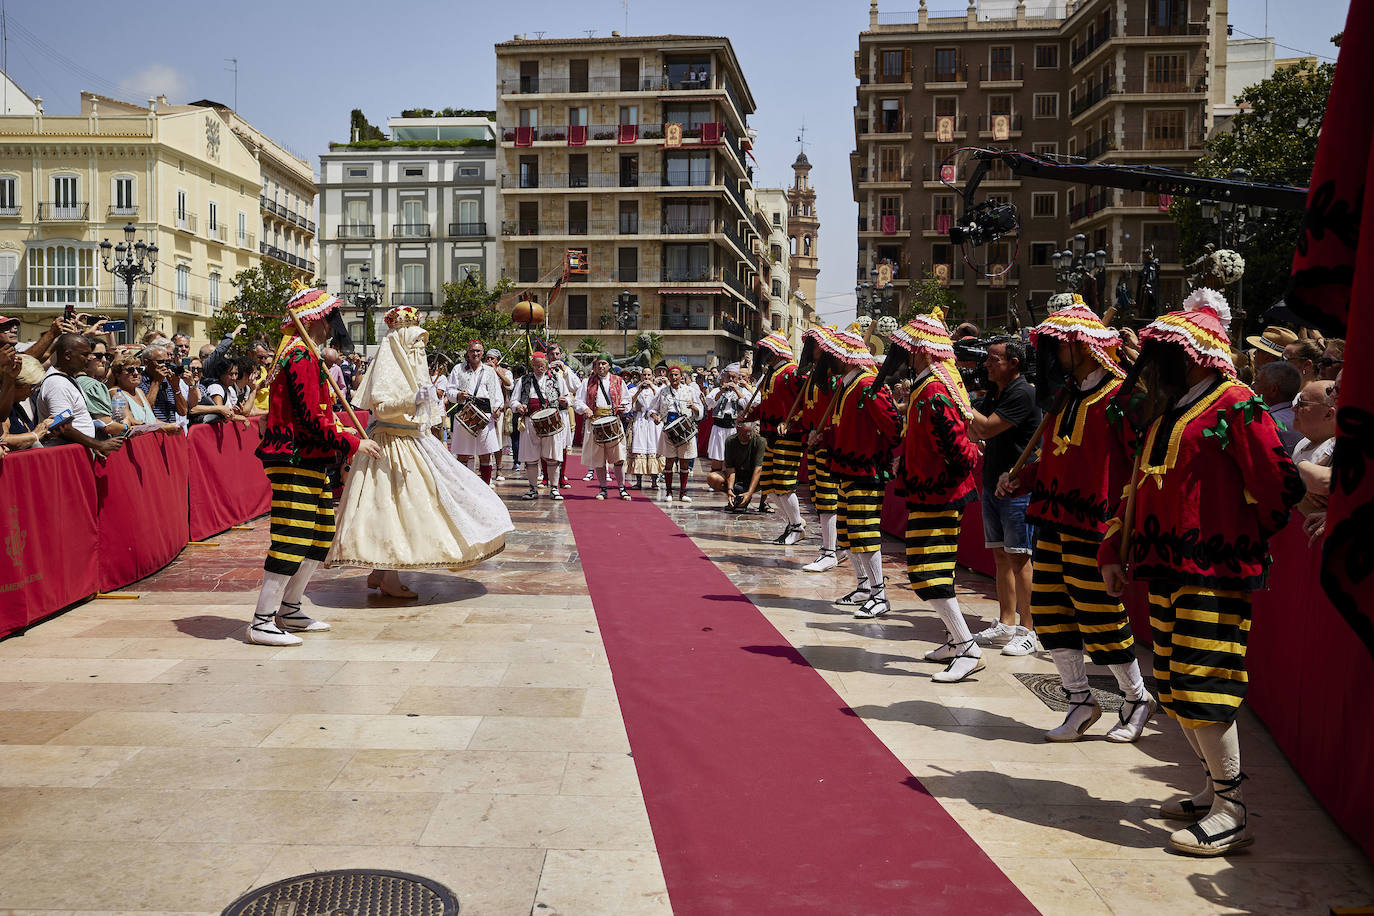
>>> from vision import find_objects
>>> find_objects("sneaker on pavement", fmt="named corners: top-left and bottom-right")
top-left (550, 490), bottom-right (564, 501)
top-left (680, 495), bottom-right (692, 503)
top-left (972, 622), bottom-right (1016, 648)
top-left (1001, 628), bottom-right (1039, 656)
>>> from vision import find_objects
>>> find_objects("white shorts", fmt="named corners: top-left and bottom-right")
top-left (658, 432), bottom-right (697, 461)
top-left (450, 418), bottom-right (501, 457)
top-left (518, 417), bottom-right (568, 463)
top-left (707, 423), bottom-right (734, 461)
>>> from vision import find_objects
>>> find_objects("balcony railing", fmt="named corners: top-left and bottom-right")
top-left (189, 294), bottom-right (205, 312)
top-left (1121, 70), bottom-right (1205, 94)
top-left (662, 218), bottom-right (716, 234)
top-left (241, 232), bottom-right (256, 249)
top-left (1113, 129), bottom-right (1207, 154)
top-left (977, 263), bottom-right (1022, 285)
top-left (1069, 190), bottom-right (1112, 222)
top-left (920, 261), bottom-right (968, 284)
top-left (722, 268), bottom-right (752, 301)
top-left (501, 123), bottom-right (667, 142)
top-left (0, 205), bottom-right (19, 218)
top-left (871, 214), bottom-right (912, 234)
top-left (393, 223), bottom-right (432, 238)
top-left (1119, 240), bottom-right (1181, 263)
top-left (921, 214), bottom-right (957, 234)
top-left (921, 115), bottom-right (969, 134)
top-left (389, 291), bottom-right (432, 306)
top-left (175, 211), bottom-right (197, 232)
top-left (1071, 19), bottom-right (1115, 66)
top-left (260, 195), bottom-right (279, 215)
top-left (449, 221), bottom-right (487, 237)
top-left (39, 202), bottom-right (89, 220)
top-left (500, 171), bottom-right (664, 189)
top-left (1081, 136), bottom-right (1113, 161)
top-left (1124, 19), bottom-right (1207, 37)
top-left (923, 64), bottom-right (968, 84)
top-left (0, 289), bottom-right (18, 304)
top-left (864, 166), bottom-right (913, 183)
top-left (501, 74), bottom-right (723, 94)
top-left (661, 266), bottom-right (719, 283)
top-left (107, 205), bottom-right (139, 219)
top-left (1070, 79), bottom-right (1114, 118)
top-left (865, 114), bottom-right (912, 135)
top-left (977, 114), bottom-right (1023, 134)
top-left (206, 223), bottom-right (226, 242)
top-left (978, 63), bottom-right (1024, 83)
top-left (337, 223), bottom-right (375, 239)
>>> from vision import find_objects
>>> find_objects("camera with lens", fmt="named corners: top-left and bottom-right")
top-left (953, 338), bottom-right (991, 393)
top-left (948, 200), bottom-right (1019, 248)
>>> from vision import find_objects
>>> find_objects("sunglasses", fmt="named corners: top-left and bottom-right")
top-left (88, 352), bottom-right (109, 360)
top-left (1319, 357), bottom-right (1343, 367)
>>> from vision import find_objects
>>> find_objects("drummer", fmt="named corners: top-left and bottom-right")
top-left (705, 362), bottom-right (753, 477)
top-left (445, 339), bottom-right (506, 483)
top-left (574, 353), bottom-right (632, 501)
top-left (650, 364), bottom-right (704, 503)
top-left (511, 350), bottom-right (571, 502)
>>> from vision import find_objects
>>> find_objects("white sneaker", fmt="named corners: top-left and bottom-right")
top-left (972, 622), bottom-right (1015, 648)
top-left (680, 495), bottom-right (692, 503)
top-left (664, 494), bottom-right (674, 502)
top-left (495, 474), bottom-right (505, 482)
top-left (1001, 628), bottom-right (1039, 656)
top-left (803, 552), bottom-right (838, 573)
top-left (1105, 695), bottom-right (1157, 743)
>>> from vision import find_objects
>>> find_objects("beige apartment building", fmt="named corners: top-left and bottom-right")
top-left (0, 86), bottom-right (265, 344)
top-left (494, 33), bottom-right (766, 367)
top-left (852, 0), bottom-right (1227, 326)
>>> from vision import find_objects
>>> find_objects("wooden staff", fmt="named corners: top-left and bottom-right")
top-left (776, 366), bottom-right (813, 438)
top-left (1005, 386), bottom-right (1071, 481)
top-left (1119, 448), bottom-right (1144, 578)
top-left (287, 308), bottom-right (371, 440)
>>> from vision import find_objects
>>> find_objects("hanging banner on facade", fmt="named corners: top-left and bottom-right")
top-left (940, 163), bottom-right (956, 183)
top-left (876, 261), bottom-right (894, 286)
top-left (933, 263), bottom-right (950, 287)
top-left (936, 116), bottom-right (954, 143)
top-left (1158, 193), bottom-right (1173, 211)
top-left (992, 115), bottom-right (1010, 141)
top-left (990, 264), bottom-right (1006, 288)
top-left (665, 122), bottom-right (684, 148)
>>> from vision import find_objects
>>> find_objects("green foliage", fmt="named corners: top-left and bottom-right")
top-left (329, 138), bottom-right (495, 150)
top-left (421, 272), bottom-right (517, 362)
top-left (898, 272), bottom-right (969, 326)
top-left (399, 108), bottom-right (496, 119)
top-left (574, 336), bottom-right (601, 356)
top-left (208, 261), bottom-right (301, 354)
top-left (1170, 61), bottom-right (1335, 337)
top-left (349, 108), bottom-right (386, 142)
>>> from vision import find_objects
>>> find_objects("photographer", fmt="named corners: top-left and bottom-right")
top-left (967, 336), bottom-right (1041, 657)
top-left (138, 344), bottom-right (187, 425)
top-left (707, 419), bottom-right (766, 511)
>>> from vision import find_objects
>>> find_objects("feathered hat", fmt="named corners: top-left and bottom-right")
top-left (887, 307), bottom-right (973, 419)
top-left (1139, 288), bottom-right (1235, 376)
top-left (1029, 294), bottom-right (1126, 379)
top-left (815, 327), bottom-right (876, 368)
top-left (384, 306), bottom-right (421, 329)
top-left (756, 331), bottom-right (793, 360)
top-left (281, 281), bottom-right (342, 330)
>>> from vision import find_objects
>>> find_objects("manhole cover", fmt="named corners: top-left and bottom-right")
top-left (222, 869), bottom-right (459, 916)
top-left (1013, 672), bottom-right (1157, 713)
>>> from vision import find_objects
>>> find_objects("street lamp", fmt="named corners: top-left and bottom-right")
top-left (611, 289), bottom-right (640, 356)
top-left (99, 223), bottom-right (156, 345)
top-left (1048, 232), bottom-right (1107, 301)
top-left (855, 267), bottom-right (895, 318)
top-left (1197, 170), bottom-right (1281, 337)
top-left (342, 263), bottom-right (384, 356)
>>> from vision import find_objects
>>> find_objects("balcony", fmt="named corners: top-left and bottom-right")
top-left (501, 74), bottom-right (716, 95)
top-left (976, 263), bottom-right (1022, 286)
top-left (1070, 79), bottom-right (1114, 118)
top-left (921, 115), bottom-right (969, 137)
top-left (1109, 129), bottom-right (1207, 155)
top-left (660, 266), bottom-right (720, 284)
top-left (921, 214), bottom-right (956, 236)
top-left (1071, 19), bottom-right (1116, 67)
top-left (1121, 70), bottom-right (1206, 95)
top-left (922, 64), bottom-right (968, 87)
top-left (175, 211), bottom-right (197, 233)
top-left (1124, 19), bottom-right (1208, 37)
top-left (662, 218), bottom-right (716, 235)
top-left (449, 221), bottom-right (487, 237)
top-left (393, 223), bottom-right (432, 238)
top-left (39, 202), bottom-right (89, 221)
top-left (920, 261), bottom-right (968, 285)
top-left (864, 214), bottom-right (911, 236)
top-left (1118, 240), bottom-right (1181, 264)
top-left (189, 294), bottom-right (205, 312)
top-left (978, 63), bottom-right (1024, 86)
top-left (862, 166), bottom-right (913, 185)
top-left (500, 171), bottom-right (664, 189)
top-left (977, 114), bottom-right (1023, 137)
top-left (107, 205), bottom-right (139, 220)
top-left (1069, 190), bottom-right (1111, 223)
top-left (861, 113), bottom-right (912, 137)
top-left (260, 195), bottom-right (280, 215)
top-left (0, 288), bottom-right (18, 304)
top-left (1081, 136), bottom-right (1113, 162)
top-left (240, 232), bottom-right (256, 249)
top-left (500, 123), bottom-right (668, 143)
top-left (206, 223), bottom-right (226, 243)
top-left (337, 223), bottom-right (375, 239)
top-left (0, 205), bottom-right (19, 218)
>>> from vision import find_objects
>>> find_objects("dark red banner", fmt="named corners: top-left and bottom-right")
top-left (93, 432), bottom-right (190, 594)
top-left (187, 421), bottom-right (271, 542)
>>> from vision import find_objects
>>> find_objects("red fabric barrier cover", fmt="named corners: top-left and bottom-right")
top-left (696, 415), bottom-right (713, 454)
top-left (94, 433), bottom-right (189, 594)
top-left (0, 444), bottom-right (99, 637)
top-left (187, 421), bottom-right (270, 542)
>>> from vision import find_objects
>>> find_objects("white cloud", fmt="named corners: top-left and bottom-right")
top-left (117, 64), bottom-right (187, 102)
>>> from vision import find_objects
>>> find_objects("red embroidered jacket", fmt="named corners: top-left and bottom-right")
top-left (900, 372), bottom-right (979, 509)
top-left (827, 370), bottom-right (902, 482)
top-left (748, 360), bottom-right (800, 437)
top-left (1019, 373), bottom-right (1133, 539)
top-left (256, 338), bottom-right (361, 467)
top-left (796, 371), bottom-right (839, 448)
top-left (1098, 377), bottom-right (1303, 590)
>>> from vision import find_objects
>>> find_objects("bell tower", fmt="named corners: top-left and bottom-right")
top-left (786, 151), bottom-right (820, 316)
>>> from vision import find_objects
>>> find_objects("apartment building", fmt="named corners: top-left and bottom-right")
top-left (494, 33), bottom-right (765, 367)
top-left (318, 115), bottom-right (501, 348)
top-left (0, 87), bottom-right (262, 343)
top-left (852, 0), bottom-right (1227, 325)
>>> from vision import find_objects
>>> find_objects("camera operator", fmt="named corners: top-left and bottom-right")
top-left (707, 419), bottom-right (766, 511)
top-left (967, 336), bottom-right (1041, 656)
top-left (138, 344), bottom-right (188, 425)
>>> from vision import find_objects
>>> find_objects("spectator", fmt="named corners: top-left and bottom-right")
top-left (1254, 361), bottom-right (1304, 452)
top-left (199, 322), bottom-right (247, 381)
top-left (33, 334), bottom-right (122, 461)
top-left (968, 336), bottom-right (1041, 656)
top-left (194, 361), bottom-right (250, 424)
top-left (138, 344), bottom-right (186, 424)
top-left (171, 333), bottom-right (191, 361)
top-left (1291, 379), bottom-right (1338, 468)
top-left (1282, 338), bottom-right (1324, 384)
top-left (953, 321), bottom-right (981, 340)
top-left (2, 355), bottom-right (55, 450)
top-left (707, 419), bottom-right (766, 511)
top-left (108, 353), bottom-right (177, 435)
top-left (0, 316), bottom-right (21, 422)
top-left (1319, 338), bottom-right (1344, 381)
top-left (245, 339), bottom-right (274, 415)
top-left (321, 347), bottom-right (346, 407)
top-left (74, 338), bottom-right (129, 440)
top-left (1244, 325), bottom-right (1298, 370)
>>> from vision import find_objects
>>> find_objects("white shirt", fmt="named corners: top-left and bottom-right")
top-left (575, 373), bottom-right (629, 415)
top-left (707, 382), bottom-right (752, 420)
top-left (650, 382), bottom-right (703, 421)
top-left (444, 361), bottom-right (506, 411)
top-left (1292, 435), bottom-right (1335, 467)
top-left (35, 367), bottom-right (96, 441)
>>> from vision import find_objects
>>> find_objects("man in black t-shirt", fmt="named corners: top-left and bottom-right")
top-left (968, 337), bottom-right (1041, 658)
top-left (708, 420), bottom-right (767, 511)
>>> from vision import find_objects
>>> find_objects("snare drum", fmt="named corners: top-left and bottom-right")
top-left (531, 407), bottom-right (563, 438)
top-left (455, 399), bottom-right (492, 436)
top-left (591, 415), bottom-right (625, 444)
top-left (664, 414), bottom-right (698, 447)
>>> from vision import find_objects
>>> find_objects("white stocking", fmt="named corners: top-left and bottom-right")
top-left (252, 571), bottom-right (290, 624)
top-left (820, 513), bottom-right (837, 551)
top-left (864, 551), bottom-right (885, 594)
top-left (1109, 659), bottom-right (1149, 701)
top-left (1192, 721), bottom-right (1244, 830)
top-left (283, 559), bottom-right (320, 606)
top-left (781, 492), bottom-right (802, 526)
top-left (930, 596), bottom-right (977, 649)
top-left (1051, 648), bottom-right (1090, 693)
top-left (526, 463), bottom-right (540, 487)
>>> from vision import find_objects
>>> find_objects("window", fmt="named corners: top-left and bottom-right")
top-left (1032, 141), bottom-right (1058, 157)
top-left (1034, 93), bottom-right (1059, 118)
top-left (345, 197), bottom-right (370, 227)
top-left (568, 106), bottom-right (588, 127)
top-left (455, 260), bottom-right (482, 282)
top-left (0, 251), bottom-right (18, 301)
top-left (458, 165), bottom-right (481, 177)
top-left (988, 94), bottom-right (1012, 116)
top-left (772, 211), bottom-right (781, 227)
top-left (880, 49), bottom-right (906, 81)
top-left (879, 98), bottom-right (903, 132)
top-left (620, 58), bottom-right (640, 92)
top-left (770, 244), bottom-right (782, 263)
top-left (663, 199), bottom-right (711, 233)
top-left (619, 154), bottom-right (640, 187)
top-left (619, 105), bottom-right (639, 126)
top-left (404, 166), bottom-right (424, 177)
top-left (934, 97), bottom-right (958, 117)
top-left (661, 296), bottom-right (709, 330)
top-left (1147, 53), bottom-right (1185, 91)
top-left (1031, 192), bottom-right (1057, 218)
top-left (567, 294), bottom-right (588, 329)
top-left (208, 200), bottom-right (218, 231)
top-left (879, 146), bottom-right (903, 181)
top-left (933, 47), bottom-right (960, 78)
top-left (569, 58), bottom-right (589, 93)
top-left (1145, 110), bottom-right (1186, 149)
top-left (347, 167), bottom-right (368, 178)
top-left (519, 60), bottom-right (539, 92)
top-left (665, 152), bottom-right (711, 186)
top-left (401, 263), bottom-right (425, 295)
top-left (0, 176), bottom-right (16, 213)
top-left (663, 102), bottom-right (713, 129)
top-left (26, 244), bottom-right (95, 304)
top-left (238, 210), bottom-right (247, 243)
top-left (567, 200), bottom-right (588, 234)
top-left (772, 279), bottom-right (783, 298)
top-left (618, 247), bottom-right (638, 283)
top-left (518, 155), bottom-right (539, 189)
top-left (568, 154), bottom-right (589, 187)
top-left (989, 46), bottom-right (1013, 80)
top-left (1035, 45), bottom-right (1059, 69)
top-left (518, 107), bottom-right (538, 129)
top-left (209, 272), bottom-right (220, 309)
top-left (176, 189), bottom-right (188, 224)
top-left (456, 198), bottom-right (480, 232)
top-left (663, 243), bottom-right (710, 281)
top-left (618, 200), bottom-right (639, 234)
top-left (51, 175), bottom-right (78, 217)
top-left (401, 198), bottom-right (425, 230)
top-left (518, 249), bottom-right (539, 283)
top-left (1149, 0), bottom-right (1187, 32)
top-left (113, 176), bottom-right (134, 213)
top-left (175, 263), bottom-right (190, 306)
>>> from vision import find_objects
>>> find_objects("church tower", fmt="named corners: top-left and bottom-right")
top-left (786, 152), bottom-right (820, 320)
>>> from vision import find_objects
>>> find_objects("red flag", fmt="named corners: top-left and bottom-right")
top-left (568, 125), bottom-right (587, 146)
top-left (1287, 2), bottom-right (1374, 655)
top-left (618, 123), bottom-right (638, 144)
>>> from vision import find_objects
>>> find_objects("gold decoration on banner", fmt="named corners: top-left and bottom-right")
top-left (876, 262), bottom-right (894, 287)
top-left (993, 115), bottom-right (1010, 141)
top-left (665, 122), bottom-right (683, 148)
top-left (936, 116), bottom-right (954, 143)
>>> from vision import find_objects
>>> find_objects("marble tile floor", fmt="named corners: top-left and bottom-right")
top-left (1, 472), bottom-right (1371, 915)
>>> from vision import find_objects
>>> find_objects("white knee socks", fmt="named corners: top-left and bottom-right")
top-left (781, 492), bottom-right (802, 527)
top-left (864, 551), bottom-right (885, 595)
top-left (930, 596), bottom-right (977, 650)
top-left (1051, 648), bottom-right (1090, 693)
top-left (1174, 721), bottom-right (1247, 849)
top-left (1109, 659), bottom-right (1149, 701)
top-left (283, 559), bottom-right (319, 607)
top-left (820, 513), bottom-right (837, 551)
top-left (253, 571), bottom-right (290, 622)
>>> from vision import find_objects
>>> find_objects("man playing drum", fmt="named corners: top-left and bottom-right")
top-left (650, 364), bottom-right (704, 503)
top-left (444, 339), bottom-right (506, 483)
top-left (511, 350), bottom-right (571, 502)
top-left (575, 354), bottom-right (632, 501)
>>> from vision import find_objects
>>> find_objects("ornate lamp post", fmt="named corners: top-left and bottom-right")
top-left (1198, 170), bottom-right (1280, 338)
top-left (99, 223), bottom-right (156, 345)
top-left (1049, 232), bottom-right (1107, 296)
top-left (611, 289), bottom-right (640, 356)
top-left (855, 267), bottom-right (895, 318)
top-left (342, 263), bottom-right (384, 356)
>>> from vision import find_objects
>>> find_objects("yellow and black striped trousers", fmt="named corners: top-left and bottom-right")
top-left (264, 464), bottom-right (337, 577)
top-left (807, 445), bottom-right (840, 514)
top-left (760, 433), bottom-right (804, 495)
top-left (1148, 583), bottom-right (1251, 728)
top-left (906, 505), bottom-right (962, 599)
top-left (1031, 528), bottom-right (1136, 666)
top-left (837, 480), bottom-right (884, 555)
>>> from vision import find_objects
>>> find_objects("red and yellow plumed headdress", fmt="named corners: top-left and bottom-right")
top-left (815, 327), bottom-right (877, 368)
top-left (1139, 288), bottom-right (1236, 376)
top-left (1029, 294), bottom-right (1126, 379)
top-left (280, 281), bottom-right (342, 331)
top-left (756, 330), bottom-right (793, 361)
top-left (889, 307), bottom-right (973, 419)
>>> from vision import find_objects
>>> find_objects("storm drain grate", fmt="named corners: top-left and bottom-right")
top-left (221, 869), bottom-right (459, 916)
top-left (1012, 672), bottom-right (1157, 713)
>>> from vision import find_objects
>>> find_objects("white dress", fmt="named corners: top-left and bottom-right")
top-left (328, 327), bottom-right (514, 570)
top-left (445, 362), bottom-right (505, 456)
top-left (628, 384), bottom-right (664, 475)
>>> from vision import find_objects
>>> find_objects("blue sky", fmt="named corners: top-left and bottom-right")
top-left (2, 0), bottom-right (1349, 324)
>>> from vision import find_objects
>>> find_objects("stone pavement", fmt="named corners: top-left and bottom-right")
top-left (0, 471), bottom-right (1371, 915)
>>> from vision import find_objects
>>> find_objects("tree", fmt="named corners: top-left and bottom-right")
top-left (349, 108), bottom-right (386, 141)
top-left (1170, 61), bottom-right (1335, 336)
top-left (898, 272), bottom-right (969, 327)
top-left (208, 261), bottom-right (301, 354)
top-left (421, 272), bottom-right (517, 361)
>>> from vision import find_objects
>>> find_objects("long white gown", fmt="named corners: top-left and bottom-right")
top-left (327, 327), bottom-right (514, 570)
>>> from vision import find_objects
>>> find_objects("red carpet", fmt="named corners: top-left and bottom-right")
top-left (562, 463), bottom-right (1038, 915)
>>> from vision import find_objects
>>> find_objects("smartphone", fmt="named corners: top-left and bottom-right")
top-left (79, 314), bottom-right (95, 326)
top-left (49, 408), bottom-right (74, 429)
top-left (63, 303), bottom-right (76, 321)
top-left (103, 320), bottom-right (126, 333)
top-left (181, 357), bottom-right (192, 369)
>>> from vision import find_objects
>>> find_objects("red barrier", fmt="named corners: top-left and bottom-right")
top-left (187, 421), bottom-right (271, 541)
top-left (0, 444), bottom-right (99, 634)
top-left (93, 432), bottom-right (190, 594)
